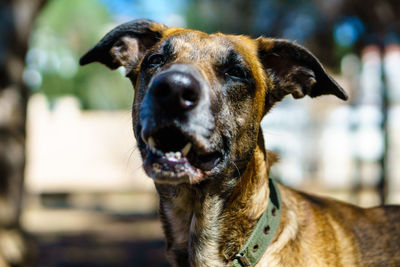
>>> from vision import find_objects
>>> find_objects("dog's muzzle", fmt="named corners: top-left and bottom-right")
top-left (137, 64), bottom-right (222, 184)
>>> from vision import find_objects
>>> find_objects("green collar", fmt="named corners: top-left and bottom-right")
top-left (232, 178), bottom-right (282, 267)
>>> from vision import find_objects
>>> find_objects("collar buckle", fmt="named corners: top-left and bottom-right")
top-left (234, 253), bottom-right (251, 266)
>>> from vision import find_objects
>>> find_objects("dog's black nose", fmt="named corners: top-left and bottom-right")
top-left (150, 71), bottom-right (201, 113)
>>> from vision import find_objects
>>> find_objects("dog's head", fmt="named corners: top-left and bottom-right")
top-left (80, 19), bottom-right (347, 185)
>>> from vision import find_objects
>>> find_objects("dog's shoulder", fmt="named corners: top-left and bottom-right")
top-left (281, 186), bottom-right (400, 264)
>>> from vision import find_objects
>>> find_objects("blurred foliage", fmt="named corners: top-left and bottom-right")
top-left (27, 0), bottom-right (133, 110)
top-left (185, 0), bottom-right (399, 70)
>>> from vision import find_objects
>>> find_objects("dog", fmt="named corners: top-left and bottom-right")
top-left (80, 19), bottom-right (400, 267)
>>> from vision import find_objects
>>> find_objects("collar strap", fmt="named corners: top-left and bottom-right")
top-left (232, 178), bottom-right (282, 267)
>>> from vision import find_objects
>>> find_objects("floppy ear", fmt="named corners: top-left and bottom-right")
top-left (79, 19), bottom-right (167, 73)
top-left (257, 38), bottom-right (348, 109)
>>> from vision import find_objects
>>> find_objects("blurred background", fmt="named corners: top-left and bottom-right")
top-left (0, 0), bottom-right (399, 266)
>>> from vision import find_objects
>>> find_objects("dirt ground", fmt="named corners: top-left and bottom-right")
top-left (33, 233), bottom-right (169, 267)
top-left (20, 194), bottom-right (170, 267)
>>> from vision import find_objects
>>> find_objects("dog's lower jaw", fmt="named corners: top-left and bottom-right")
top-left (156, 144), bottom-right (271, 267)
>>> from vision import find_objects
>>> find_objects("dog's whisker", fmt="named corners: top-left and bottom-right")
top-left (127, 146), bottom-right (138, 162)
top-left (132, 162), bottom-right (145, 173)
top-left (124, 146), bottom-right (138, 171)
top-left (232, 161), bottom-right (241, 178)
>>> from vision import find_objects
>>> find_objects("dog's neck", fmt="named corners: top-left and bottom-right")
top-left (155, 142), bottom-right (273, 267)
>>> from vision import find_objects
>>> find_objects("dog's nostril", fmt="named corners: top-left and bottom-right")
top-left (181, 88), bottom-right (199, 107)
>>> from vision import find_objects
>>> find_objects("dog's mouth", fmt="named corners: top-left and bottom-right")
top-left (141, 125), bottom-right (222, 184)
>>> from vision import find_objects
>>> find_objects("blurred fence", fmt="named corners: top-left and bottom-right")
top-left (22, 94), bottom-right (167, 267)
top-left (19, 35), bottom-right (400, 267)
top-left (262, 44), bottom-right (400, 206)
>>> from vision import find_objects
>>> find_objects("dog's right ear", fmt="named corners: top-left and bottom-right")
top-left (79, 19), bottom-right (167, 73)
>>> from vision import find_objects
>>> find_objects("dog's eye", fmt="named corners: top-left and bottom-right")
top-left (147, 54), bottom-right (165, 66)
top-left (225, 65), bottom-right (247, 80)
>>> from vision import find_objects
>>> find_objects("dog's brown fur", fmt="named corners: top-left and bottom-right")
top-left (80, 20), bottom-right (400, 266)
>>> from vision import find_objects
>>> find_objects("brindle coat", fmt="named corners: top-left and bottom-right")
top-left (80, 20), bottom-right (400, 266)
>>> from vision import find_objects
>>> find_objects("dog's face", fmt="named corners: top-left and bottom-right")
top-left (80, 20), bottom-right (347, 185)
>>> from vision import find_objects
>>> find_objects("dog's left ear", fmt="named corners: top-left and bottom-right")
top-left (80, 19), bottom-right (167, 73)
top-left (257, 38), bottom-right (348, 107)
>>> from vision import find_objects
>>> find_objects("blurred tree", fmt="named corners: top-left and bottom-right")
top-left (0, 0), bottom-right (46, 266)
top-left (186, 0), bottom-right (253, 34)
top-left (309, 0), bottom-right (400, 68)
top-left (27, 0), bottom-right (133, 110)
top-left (185, 0), bottom-right (400, 69)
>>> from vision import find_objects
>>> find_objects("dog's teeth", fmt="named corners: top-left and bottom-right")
top-left (165, 151), bottom-right (181, 159)
top-left (148, 137), bottom-right (156, 149)
top-left (181, 143), bottom-right (192, 157)
top-left (148, 138), bottom-right (164, 157)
